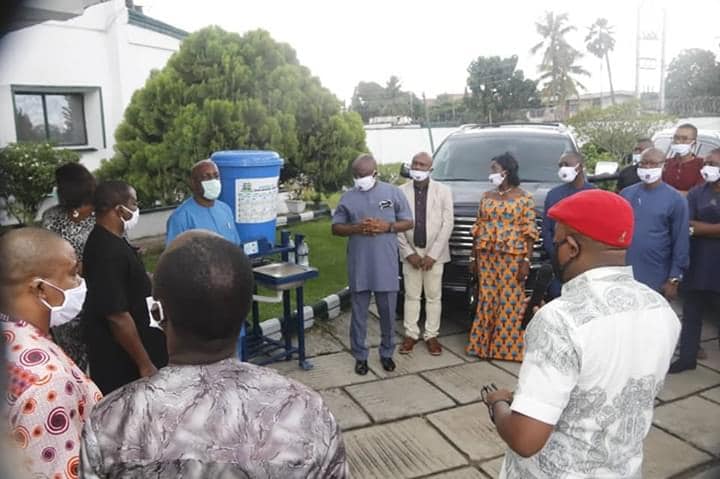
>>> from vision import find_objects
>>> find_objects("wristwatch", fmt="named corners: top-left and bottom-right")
top-left (689, 226), bottom-right (695, 237)
top-left (669, 277), bottom-right (681, 285)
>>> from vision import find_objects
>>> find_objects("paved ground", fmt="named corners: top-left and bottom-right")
top-left (270, 303), bottom-right (720, 479)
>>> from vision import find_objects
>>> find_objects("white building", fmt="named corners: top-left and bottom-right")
top-left (0, 0), bottom-right (187, 171)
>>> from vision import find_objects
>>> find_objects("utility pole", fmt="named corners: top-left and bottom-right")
top-left (659, 8), bottom-right (667, 113)
top-left (423, 92), bottom-right (434, 153)
top-left (635, 0), bottom-right (642, 98)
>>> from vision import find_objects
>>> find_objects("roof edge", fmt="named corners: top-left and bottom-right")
top-left (127, 8), bottom-right (188, 40)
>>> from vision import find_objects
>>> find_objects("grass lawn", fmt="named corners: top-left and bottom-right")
top-left (141, 217), bottom-right (348, 321)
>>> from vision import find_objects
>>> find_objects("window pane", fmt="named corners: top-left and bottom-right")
top-left (14, 94), bottom-right (46, 142)
top-left (45, 94), bottom-right (86, 145)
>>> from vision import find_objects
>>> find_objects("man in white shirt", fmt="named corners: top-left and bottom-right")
top-left (485, 189), bottom-right (680, 478)
top-left (397, 152), bottom-right (454, 355)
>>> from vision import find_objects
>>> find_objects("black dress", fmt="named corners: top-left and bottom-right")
top-left (82, 225), bottom-right (168, 394)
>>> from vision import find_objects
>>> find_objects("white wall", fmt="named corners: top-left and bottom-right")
top-left (0, 0), bottom-right (182, 171)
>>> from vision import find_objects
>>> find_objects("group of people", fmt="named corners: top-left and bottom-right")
top-left (1, 162), bottom-right (346, 477)
top-left (2, 120), bottom-right (719, 478)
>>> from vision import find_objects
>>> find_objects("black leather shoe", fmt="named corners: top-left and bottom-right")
top-left (355, 360), bottom-right (369, 375)
top-left (380, 357), bottom-right (396, 372)
top-left (669, 359), bottom-right (696, 374)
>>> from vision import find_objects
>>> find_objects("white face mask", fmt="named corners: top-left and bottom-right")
top-left (558, 165), bottom-right (579, 183)
top-left (120, 205), bottom-right (140, 234)
top-left (632, 153), bottom-right (642, 165)
top-left (38, 278), bottom-right (87, 328)
top-left (409, 169), bottom-right (430, 182)
top-left (637, 167), bottom-right (663, 184)
top-left (670, 143), bottom-right (693, 157)
top-left (701, 165), bottom-right (720, 183)
top-left (354, 175), bottom-right (376, 191)
top-left (201, 179), bottom-right (222, 200)
top-left (488, 172), bottom-right (504, 186)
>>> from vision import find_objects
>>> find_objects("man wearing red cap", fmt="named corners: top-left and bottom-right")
top-left (484, 189), bottom-right (680, 478)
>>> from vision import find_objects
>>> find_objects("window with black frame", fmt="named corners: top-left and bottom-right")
top-left (13, 92), bottom-right (87, 146)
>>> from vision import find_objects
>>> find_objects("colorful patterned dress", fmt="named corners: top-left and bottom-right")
top-left (2, 313), bottom-right (102, 478)
top-left (466, 192), bottom-right (538, 361)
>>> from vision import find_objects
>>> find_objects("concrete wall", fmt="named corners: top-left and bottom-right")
top-left (0, 0), bottom-right (182, 171)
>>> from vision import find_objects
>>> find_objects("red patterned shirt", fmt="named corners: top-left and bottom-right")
top-left (2, 314), bottom-right (102, 478)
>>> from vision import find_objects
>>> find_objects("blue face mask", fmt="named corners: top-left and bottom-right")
top-left (201, 179), bottom-right (222, 200)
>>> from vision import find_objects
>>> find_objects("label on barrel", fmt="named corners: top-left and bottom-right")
top-left (235, 177), bottom-right (279, 223)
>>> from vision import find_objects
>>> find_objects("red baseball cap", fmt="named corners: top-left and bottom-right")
top-left (548, 189), bottom-right (634, 248)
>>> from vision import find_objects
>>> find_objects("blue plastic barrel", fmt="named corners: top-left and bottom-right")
top-left (211, 150), bottom-right (284, 245)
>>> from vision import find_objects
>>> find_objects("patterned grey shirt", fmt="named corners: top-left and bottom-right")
top-left (81, 358), bottom-right (348, 478)
top-left (501, 266), bottom-right (680, 478)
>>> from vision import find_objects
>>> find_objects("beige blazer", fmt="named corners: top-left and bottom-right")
top-left (398, 180), bottom-right (454, 264)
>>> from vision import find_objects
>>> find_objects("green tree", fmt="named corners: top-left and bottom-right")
top-left (531, 12), bottom-right (589, 119)
top-left (568, 100), bottom-right (673, 161)
top-left (350, 76), bottom-right (422, 122)
top-left (99, 27), bottom-right (366, 205)
top-left (0, 143), bottom-right (80, 224)
top-left (665, 49), bottom-right (720, 100)
top-left (466, 55), bottom-right (541, 122)
top-left (585, 18), bottom-right (616, 105)
top-left (350, 81), bottom-right (386, 122)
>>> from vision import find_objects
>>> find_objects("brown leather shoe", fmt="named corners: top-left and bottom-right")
top-left (399, 337), bottom-right (417, 354)
top-left (426, 337), bottom-right (442, 356)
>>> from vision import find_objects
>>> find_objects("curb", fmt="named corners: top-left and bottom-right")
top-left (257, 286), bottom-right (351, 337)
top-left (275, 206), bottom-right (330, 227)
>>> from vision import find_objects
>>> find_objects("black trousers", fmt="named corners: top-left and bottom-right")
top-left (678, 290), bottom-right (720, 364)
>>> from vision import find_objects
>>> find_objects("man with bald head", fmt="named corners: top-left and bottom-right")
top-left (165, 159), bottom-right (240, 245)
top-left (542, 151), bottom-right (595, 298)
top-left (485, 190), bottom-right (679, 477)
top-left (332, 154), bottom-right (413, 375)
top-left (1, 228), bottom-right (101, 478)
top-left (620, 147), bottom-right (689, 298)
top-left (81, 231), bottom-right (347, 478)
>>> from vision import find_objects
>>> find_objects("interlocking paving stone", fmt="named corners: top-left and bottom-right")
top-left (438, 333), bottom-right (478, 362)
top-left (324, 311), bottom-right (400, 351)
top-left (303, 325), bottom-right (345, 357)
top-left (643, 426), bottom-right (712, 477)
top-left (701, 320), bottom-right (718, 341)
top-left (689, 464), bottom-right (720, 478)
top-left (319, 388), bottom-right (371, 430)
top-left (343, 417), bottom-right (467, 478)
top-left (428, 403), bottom-right (506, 461)
top-left (700, 386), bottom-right (720, 404)
top-left (657, 366), bottom-right (720, 401)
top-left (490, 360), bottom-right (522, 378)
top-left (478, 456), bottom-right (505, 478)
top-left (346, 375), bottom-right (455, 422)
top-left (366, 345), bottom-right (464, 378)
top-left (699, 340), bottom-right (720, 373)
top-left (270, 351), bottom-right (377, 391)
top-left (654, 396), bottom-right (720, 455)
top-left (422, 362), bottom-right (517, 404)
top-left (426, 466), bottom-right (486, 478)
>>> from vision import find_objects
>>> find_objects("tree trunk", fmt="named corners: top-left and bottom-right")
top-left (605, 53), bottom-right (616, 105)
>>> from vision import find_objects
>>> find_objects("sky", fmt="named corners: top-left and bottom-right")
top-left (141, 0), bottom-right (720, 105)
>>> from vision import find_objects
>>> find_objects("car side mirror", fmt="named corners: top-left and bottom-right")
top-left (399, 163), bottom-right (410, 179)
top-left (593, 161), bottom-right (619, 176)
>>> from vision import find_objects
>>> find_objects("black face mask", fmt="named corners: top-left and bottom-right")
top-left (552, 237), bottom-right (580, 283)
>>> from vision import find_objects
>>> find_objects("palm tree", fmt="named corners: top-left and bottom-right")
top-left (531, 12), bottom-right (589, 119)
top-left (586, 18), bottom-right (616, 105)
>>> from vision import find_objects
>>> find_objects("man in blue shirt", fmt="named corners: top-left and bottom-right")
top-left (332, 154), bottom-right (413, 375)
top-left (620, 148), bottom-right (689, 298)
top-left (542, 152), bottom-right (596, 298)
top-left (166, 160), bottom-right (241, 246)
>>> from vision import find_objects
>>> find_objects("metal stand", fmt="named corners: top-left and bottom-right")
top-left (239, 231), bottom-right (317, 370)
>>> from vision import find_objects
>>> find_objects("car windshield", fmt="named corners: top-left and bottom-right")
top-left (431, 134), bottom-right (575, 182)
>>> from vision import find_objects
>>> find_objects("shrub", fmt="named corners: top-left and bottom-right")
top-left (0, 143), bottom-right (80, 224)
